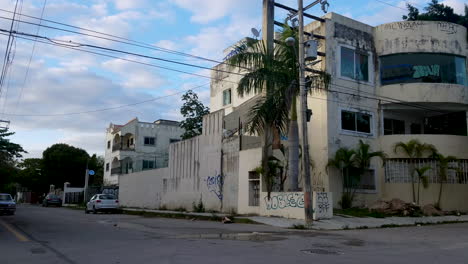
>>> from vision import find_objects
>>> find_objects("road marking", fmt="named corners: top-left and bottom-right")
top-left (0, 219), bottom-right (30, 242)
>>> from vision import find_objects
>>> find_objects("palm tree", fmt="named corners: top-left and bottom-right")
top-left (393, 139), bottom-right (437, 203)
top-left (432, 153), bottom-right (458, 208)
top-left (354, 140), bottom-right (386, 174)
top-left (227, 29), bottom-right (300, 191)
top-left (414, 166), bottom-right (431, 205)
top-left (327, 147), bottom-right (356, 209)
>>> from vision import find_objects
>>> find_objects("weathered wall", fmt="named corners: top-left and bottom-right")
top-left (119, 168), bottom-right (167, 209)
top-left (260, 192), bottom-right (305, 219)
top-left (222, 137), bottom-right (240, 212)
top-left (237, 147), bottom-right (262, 215)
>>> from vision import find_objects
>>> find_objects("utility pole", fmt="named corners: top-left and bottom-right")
top-left (84, 159), bottom-right (89, 202)
top-left (297, 0), bottom-right (314, 226)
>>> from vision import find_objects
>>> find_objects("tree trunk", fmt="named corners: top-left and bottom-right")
top-left (287, 99), bottom-right (299, 192)
top-left (262, 125), bottom-right (273, 199)
top-left (410, 164), bottom-right (416, 203)
top-left (417, 176), bottom-right (420, 205)
top-left (437, 180), bottom-right (443, 208)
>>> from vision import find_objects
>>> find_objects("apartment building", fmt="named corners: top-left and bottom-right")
top-left (103, 118), bottom-right (183, 186)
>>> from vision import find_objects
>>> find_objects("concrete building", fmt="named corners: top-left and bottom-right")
top-left (103, 118), bottom-right (183, 186)
top-left (118, 13), bottom-right (467, 219)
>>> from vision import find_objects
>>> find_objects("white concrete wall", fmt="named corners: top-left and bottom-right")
top-left (260, 192), bottom-right (305, 219)
top-left (237, 147), bottom-right (263, 215)
top-left (119, 168), bottom-right (167, 209)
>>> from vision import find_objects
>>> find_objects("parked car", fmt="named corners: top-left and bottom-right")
top-left (0, 193), bottom-right (16, 215)
top-left (42, 194), bottom-right (62, 207)
top-left (85, 194), bottom-right (119, 214)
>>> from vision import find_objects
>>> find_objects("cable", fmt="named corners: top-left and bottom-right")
top-left (12, 0), bottom-right (43, 115)
top-left (0, 8), bottom-right (235, 67)
top-left (375, 0), bottom-right (407, 11)
top-left (0, 0), bottom-right (19, 97)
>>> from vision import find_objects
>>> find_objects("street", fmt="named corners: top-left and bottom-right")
top-left (1, 205), bottom-right (468, 264)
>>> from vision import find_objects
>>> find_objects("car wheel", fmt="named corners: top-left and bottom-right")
top-left (93, 206), bottom-right (97, 214)
top-left (85, 207), bottom-right (89, 214)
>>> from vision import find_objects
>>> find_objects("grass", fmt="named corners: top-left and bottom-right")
top-left (290, 224), bottom-right (307, 230)
top-left (334, 208), bottom-right (388, 218)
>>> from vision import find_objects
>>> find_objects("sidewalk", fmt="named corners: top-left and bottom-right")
top-left (247, 214), bottom-right (468, 230)
top-left (122, 207), bottom-right (468, 230)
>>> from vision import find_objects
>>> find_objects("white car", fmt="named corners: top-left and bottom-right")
top-left (85, 194), bottom-right (120, 214)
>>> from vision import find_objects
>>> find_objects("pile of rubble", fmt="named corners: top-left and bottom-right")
top-left (369, 199), bottom-right (445, 216)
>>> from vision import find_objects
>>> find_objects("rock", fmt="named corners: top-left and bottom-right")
top-left (422, 204), bottom-right (444, 216)
top-left (369, 200), bottom-right (390, 213)
top-left (389, 199), bottom-right (406, 212)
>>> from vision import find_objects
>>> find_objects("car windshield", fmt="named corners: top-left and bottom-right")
top-left (48, 194), bottom-right (59, 199)
top-left (0, 194), bottom-right (12, 201)
top-left (99, 194), bottom-right (115, 200)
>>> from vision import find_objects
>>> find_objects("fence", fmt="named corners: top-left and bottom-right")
top-left (65, 192), bottom-right (83, 204)
top-left (385, 159), bottom-right (468, 184)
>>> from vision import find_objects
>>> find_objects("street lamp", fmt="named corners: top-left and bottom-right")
top-left (285, 36), bottom-right (296, 47)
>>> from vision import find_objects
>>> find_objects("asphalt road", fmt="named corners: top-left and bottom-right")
top-left (1, 205), bottom-right (468, 264)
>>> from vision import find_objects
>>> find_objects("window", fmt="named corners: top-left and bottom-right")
top-left (340, 46), bottom-right (369, 82)
top-left (142, 160), bottom-right (155, 170)
top-left (344, 168), bottom-right (376, 192)
top-left (222, 89), bottom-right (232, 106)
top-left (105, 163), bottom-right (109, 171)
top-left (384, 118), bottom-right (405, 135)
top-left (380, 53), bottom-right (467, 86)
top-left (410, 123), bottom-right (422, 134)
top-left (107, 141), bottom-right (110, 149)
top-left (170, 138), bottom-right (180, 143)
top-left (341, 110), bottom-right (372, 135)
top-left (144, 137), bottom-right (155, 145)
top-left (248, 171), bottom-right (260, 206)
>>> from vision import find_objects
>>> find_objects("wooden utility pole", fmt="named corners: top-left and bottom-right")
top-left (262, 0), bottom-right (274, 54)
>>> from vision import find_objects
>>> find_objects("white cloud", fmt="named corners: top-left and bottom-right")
top-left (114, 0), bottom-right (150, 10)
top-left (170, 0), bottom-right (255, 23)
top-left (441, 0), bottom-right (466, 15)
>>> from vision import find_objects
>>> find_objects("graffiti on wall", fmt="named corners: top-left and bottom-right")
top-left (316, 192), bottom-right (330, 214)
top-left (437, 22), bottom-right (457, 34)
top-left (383, 21), bottom-right (425, 31)
top-left (205, 173), bottom-right (223, 201)
top-left (265, 193), bottom-right (304, 210)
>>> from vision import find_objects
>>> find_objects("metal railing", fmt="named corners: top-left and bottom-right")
top-left (111, 167), bottom-right (121, 175)
top-left (385, 159), bottom-right (468, 184)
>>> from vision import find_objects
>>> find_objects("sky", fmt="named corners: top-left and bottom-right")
top-left (0, 0), bottom-right (465, 159)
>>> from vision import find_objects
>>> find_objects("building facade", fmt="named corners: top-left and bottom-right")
top-left (103, 118), bottom-right (183, 186)
top-left (210, 13), bottom-right (468, 211)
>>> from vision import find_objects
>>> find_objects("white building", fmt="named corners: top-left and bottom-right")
top-left (103, 118), bottom-right (183, 186)
top-left (118, 13), bottom-right (468, 219)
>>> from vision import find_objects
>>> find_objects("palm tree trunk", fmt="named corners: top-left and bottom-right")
top-left (437, 180), bottom-right (443, 208)
top-left (262, 125), bottom-right (273, 199)
top-left (417, 176), bottom-right (420, 205)
top-left (287, 99), bottom-right (299, 191)
top-left (410, 164), bottom-right (416, 203)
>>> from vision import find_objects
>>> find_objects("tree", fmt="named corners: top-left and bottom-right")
top-left (403, 0), bottom-right (468, 34)
top-left (432, 153), bottom-right (458, 208)
top-left (179, 90), bottom-right (210, 140)
top-left (327, 147), bottom-right (357, 209)
top-left (414, 166), bottom-right (432, 205)
top-left (393, 139), bottom-right (437, 203)
top-left (42, 144), bottom-right (89, 189)
top-left (16, 158), bottom-right (47, 192)
top-left (227, 26), bottom-right (301, 191)
top-left (0, 128), bottom-right (25, 192)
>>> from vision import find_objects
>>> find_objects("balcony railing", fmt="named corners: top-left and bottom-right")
top-left (111, 167), bottom-right (121, 175)
top-left (112, 144), bottom-right (135, 152)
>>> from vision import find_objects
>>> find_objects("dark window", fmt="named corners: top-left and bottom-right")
top-left (107, 141), bottom-right (110, 149)
top-left (341, 110), bottom-right (372, 134)
top-left (344, 169), bottom-right (376, 191)
top-left (223, 89), bottom-right (232, 106)
top-left (170, 138), bottom-right (180, 143)
top-left (144, 137), bottom-right (155, 145)
top-left (341, 47), bottom-right (369, 81)
top-left (105, 163), bottom-right (109, 171)
top-left (384, 118), bottom-right (405, 135)
top-left (424, 111), bottom-right (467, 136)
top-left (99, 194), bottom-right (115, 200)
top-left (142, 160), bottom-right (155, 170)
top-left (410, 123), bottom-right (422, 134)
top-left (380, 53), bottom-right (467, 86)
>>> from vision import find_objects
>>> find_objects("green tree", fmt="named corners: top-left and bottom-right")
top-left (16, 158), bottom-right (47, 192)
top-left (227, 26), bottom-right (301, 191)
top-left (432, 153), bottom-right (458, 208)
top-left (393, 139), bottom-right (437, 203)
top-left (0, 128), bottom-right (25, 192)
top-left (179, 90), bottom-right (210, 140)
top-left (414, 166), bottom-right (432, 205)
top-left (42, 144), bottom-right (89, 189)
top-left (327, 147), bottom-right (357, 209)
top-left (403, 0), bottom-right (468, 33)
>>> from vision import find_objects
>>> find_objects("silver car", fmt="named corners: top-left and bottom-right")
top-left (85, 194), bottom-right (119, 214)
top-left (0, 193), bottom-right (16, 215)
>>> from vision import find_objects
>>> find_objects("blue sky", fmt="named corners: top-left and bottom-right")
top-left (0, 0), bottom-right (465, 158)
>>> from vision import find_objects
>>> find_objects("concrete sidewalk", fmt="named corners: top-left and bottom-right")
top-left (122, 207), bottom-right (468, 230)
top-left (247, 214), bottom-right (468, 230)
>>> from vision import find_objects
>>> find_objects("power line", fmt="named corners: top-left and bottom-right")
top-left (13, 0), bottom-right (47, 116)
top-left (0, 0), bottom-right (20, 98)
top-left (375, 0), bottom-right (407, 11)
top-left (0, 8), bottom-right (230, 66)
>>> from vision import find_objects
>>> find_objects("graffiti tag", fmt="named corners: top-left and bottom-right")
top-left (316, 192), bottom-right (330, 214)
top-left (437, 22), bottom-right (457, 34)
top-left (205, 174), bottom-right (223, 200)
top-left (413, 64), bottom-right (440, 78)
top-left (265, 193), bottom-right (304, 210)
top-left (383, 21), bottom-right (424, 31)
